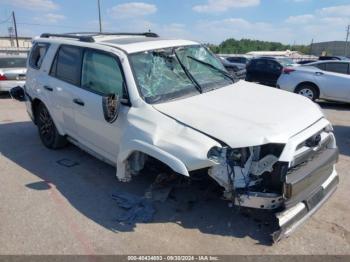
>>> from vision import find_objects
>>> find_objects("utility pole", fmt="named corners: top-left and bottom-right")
top-left (97, 0), bottom-right (102, 33)
top-left (309, 38), bottom-right (314, 57)
top-left (345, 25), bottom-right (350, 57)
top-left (12, 11), bottom-right (19, 48)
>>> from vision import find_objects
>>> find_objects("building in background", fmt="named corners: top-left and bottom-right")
top-left (245, 50), bottom-right (317, 62)
top-left (310, 41), bottom-right (349, 57)
top-left (0, 36), bottom-right (32, 55)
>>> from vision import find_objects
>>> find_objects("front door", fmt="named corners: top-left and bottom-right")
top-left (71, 48), bottom-right (129, 162)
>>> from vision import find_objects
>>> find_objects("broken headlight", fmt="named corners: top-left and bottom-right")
top-left (324, 123), bottom-right (333, 133)
top-left (207, 146), bottom-right (250, 167)
top-left (207, 146), bottom-right (226, 164)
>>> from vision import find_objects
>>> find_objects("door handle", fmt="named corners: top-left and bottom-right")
top-left (73, 98), bottom-right (85, 106)
top-left (43, 85), bottom-right (53, 91)
top-left (315, 71), bottom-right (324, 76)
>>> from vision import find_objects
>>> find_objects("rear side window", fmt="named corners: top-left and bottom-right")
top-left (29, 43), bottom-right (49, 69)
top-left (266, 60), bottom-right (282, 71)
top-left (81, 50), bottom-right (125, 97)
top-left (249, 59), bottom-right (265, 69)
top-left (50, 45), bottom-right (83, 86)
top-left (325, 63), bottom-right (349, 75)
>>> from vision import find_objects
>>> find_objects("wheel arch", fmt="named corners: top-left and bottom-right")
top-left (116, 139), bottom-right (190, 182)
top-left (31, 98), bottom-right (65, 135)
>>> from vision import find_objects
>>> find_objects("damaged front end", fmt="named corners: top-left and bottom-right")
top-left (207, 126), bottom-right (339, 242)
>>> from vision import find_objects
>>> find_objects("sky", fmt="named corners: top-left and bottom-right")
top-left (0, 0), bottom-right (350, 45)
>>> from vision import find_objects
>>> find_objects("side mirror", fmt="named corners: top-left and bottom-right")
top-left (9, 86), bottom-right (26, 102)
top-left (102, 93), bottom-right (120, 123)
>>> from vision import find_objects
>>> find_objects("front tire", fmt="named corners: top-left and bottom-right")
top-left (36, 103), bottom-right (67, 149)
top-left (295, 84), bottom-right (318, 101)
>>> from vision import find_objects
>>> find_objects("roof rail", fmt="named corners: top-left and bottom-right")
top-left (40, 32), bottom-right (159, 43)
top-left (67, 32), bottom-right (159, 38)
top-left (40, 33), bottom-right (94, 42)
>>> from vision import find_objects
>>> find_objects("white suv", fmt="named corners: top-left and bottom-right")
top-left (22, 32), bottom-right (339, 241)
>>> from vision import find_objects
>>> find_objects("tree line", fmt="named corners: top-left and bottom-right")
top-left (208, 38), bottom-right (310, 54)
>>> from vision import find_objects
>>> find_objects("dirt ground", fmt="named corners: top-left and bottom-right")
top-left (0, 94), bottom-right (349, 255)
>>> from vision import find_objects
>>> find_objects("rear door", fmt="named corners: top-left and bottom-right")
top-left (46, 45), bottom-right (83, 137)
top-left (315, 62), bottom-right (350, 101)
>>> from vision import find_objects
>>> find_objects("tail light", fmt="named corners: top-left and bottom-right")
top-left (283, 68), bottom-right (295, 74)
top-left (0, 74), bottom-right (7, 81)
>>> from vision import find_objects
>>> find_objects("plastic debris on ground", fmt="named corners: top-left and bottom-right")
top-left (112, 191), bottom-right (155, 224)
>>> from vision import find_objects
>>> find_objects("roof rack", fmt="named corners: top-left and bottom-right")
top-left (68, 32), bottom-right (159, 38)
top-left (40, 33), bottom-right (95, 42)
top-left (40, 32), bottom-right (159, 42)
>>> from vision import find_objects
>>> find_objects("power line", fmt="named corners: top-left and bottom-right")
top-left (0, 14), bottom-right (12, 24)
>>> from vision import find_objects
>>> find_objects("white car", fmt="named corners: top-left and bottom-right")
top-left (0, 55), bottom-right (27, 92)
top-left (277, 60), bottom-right (350, 102)
top-left (19, 32), bottom-right (338, 241)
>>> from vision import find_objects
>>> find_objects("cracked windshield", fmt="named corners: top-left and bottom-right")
top-left (130, 45), bottom-right (233, 103)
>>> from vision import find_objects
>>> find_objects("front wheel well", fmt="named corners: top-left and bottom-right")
top-left (294, 82), bottom-right (320, 99)
top-left (126, 151), bottom-right (177, 176)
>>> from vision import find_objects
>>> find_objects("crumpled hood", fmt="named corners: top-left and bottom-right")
top-left (153, 81), bottom-right (324, 148)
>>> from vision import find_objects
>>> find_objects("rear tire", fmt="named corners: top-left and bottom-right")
top-left (295, 84), bottom-right (318, 101)
top-left (36, 103), bottom-right (67, 149)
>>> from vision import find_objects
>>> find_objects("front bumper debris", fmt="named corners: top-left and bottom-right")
top-left (272, 169), bottom-right (338, 242)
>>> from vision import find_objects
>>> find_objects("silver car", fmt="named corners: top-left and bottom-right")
top-left (0, 55), bottom-right (27, 92)
top-left (277, 60), bottom-right (350, 102)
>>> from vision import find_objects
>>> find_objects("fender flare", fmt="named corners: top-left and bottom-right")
top-left (116, 139), bottom-right (189, 181)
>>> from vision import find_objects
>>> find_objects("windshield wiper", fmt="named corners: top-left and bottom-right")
top-left (186, 56), bottom-right (235, 83)
top-left (173, 49), bottom-right (203, 94)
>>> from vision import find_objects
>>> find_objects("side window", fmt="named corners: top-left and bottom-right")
top-left (81, 50), bottom-right (125, 97)
top-left (29, 43), bottom-right (49, 69)
top-left (325, 63), bottom-right (349, 75)
top-left (315, 63), bottom-right (326, 70)
top-left (50, 45), bottom-right (83, 85)
top-left (227, 57), bottom-right (239, 63)
top-left (265, 60), bottom-right (281, 71)
top-left (251, 60), bottom-right (265, 70)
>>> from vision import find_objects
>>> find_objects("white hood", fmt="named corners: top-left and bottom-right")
top-left (153, 81), bottom-right (324, 148)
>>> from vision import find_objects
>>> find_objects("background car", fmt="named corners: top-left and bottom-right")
top-left (224, 55), bottom-right (251, 66)
top-left (297, 59), bottom-right (317, 65)
top-left (318, 56), bottom-right (350, 61)
top-left (219, 57), bottom-right (246, 80)
top-left (0, 55), bottom-right (27, 93)
top-left (245, 57), bottom-right (296, 86)
top-left (277, 60), bottom-right (350, 102)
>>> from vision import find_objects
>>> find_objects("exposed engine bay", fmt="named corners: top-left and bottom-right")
top-left (207, 144), bottom-right (286, 210)
top-left (206, 125), bottom-right (337, 212)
